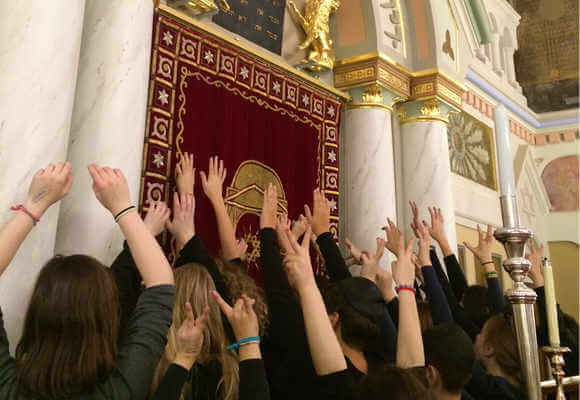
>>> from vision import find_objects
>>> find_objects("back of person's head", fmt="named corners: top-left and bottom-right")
top-left (16, 255), bottom-right (120, 399)
top-left (462, 285), bottom-right (491, 330)
top-left (156, 263), bottom-right (239, 400)
top-left (423, 323), bottom-right (475, 394)
top-left (358, 364), bottom-right (432, 400)
top-left (417, 301), bottom-right (434, 332)
top-left (322, 281), bottom-right (380, 352)
top-left (215, 258), bottom-right (269, 335)
top-left (476, 314), bottom-right (522, 388)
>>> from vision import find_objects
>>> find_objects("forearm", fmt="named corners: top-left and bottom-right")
top-left (211, 198), bottom-right (239, 260)
top-left (436, 236), bottom-right (454, 257)
top-left (421, 265), bottom-right (454, 324)
top-left (0, 213), bottom-right (35, 276)
top-left (298, 284), bottom-right (347, 375)
top-left (443, 254), bottom-right (468, 301)
top-left (316, 232), bottom-right (350, 281)
top-left (118, 212), bottom-right (173, 287)
top-left (396, 291), bottom-right (425, 368)
top-left (239, 343), bottom-right (262, 362)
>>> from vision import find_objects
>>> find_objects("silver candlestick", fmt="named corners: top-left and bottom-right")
top-left (494, 194), bottom-right (542, 400)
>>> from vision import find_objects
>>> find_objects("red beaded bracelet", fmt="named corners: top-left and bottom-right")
top-left (395, 285), bottom-right (416, 295)
top-left (10, 205), bottom-right (39, 225)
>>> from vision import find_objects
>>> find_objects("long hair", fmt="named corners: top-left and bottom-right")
top-left (357, 364), bottom-right (432, 400)
top-left (484, 314), bottom-right (523, 388)
top-left (15, 255), bottom-right (120, 399)
top-left (215, 258), bottom-right (269, 335)
top-left (153, 264), bottom-right (239, 400)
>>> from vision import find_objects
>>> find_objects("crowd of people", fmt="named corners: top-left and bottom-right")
top-left (0, 154), bottom-right (577, 400)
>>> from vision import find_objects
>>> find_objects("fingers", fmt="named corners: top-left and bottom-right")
top-left (405, 237), bottom-right (414, 252)
top-left (200, 171), bottom-right (208, 188)
top-left (184, 301), bottom-right (195, 322)
top-left (304, 204), bottom-right (313, 221)
top-left (211, 290), bottom-right (232, 315)
top-left (428, 207), bottom-right (435, 222)
top-left (285, 228), bottom-right (302, 254)
top-left (463, 241), bottom-right (476, 254)
top-left (486, 224), bottom-right (493, 239)
top-left (375, 237), bottom-right (385, 259)
top-left (301, 225), bottom-right (312, 250)
top-left (196, 306), bottom-right (210, 328)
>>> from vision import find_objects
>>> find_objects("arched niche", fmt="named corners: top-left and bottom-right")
top-left (541, 155), bottom-right (580, 212)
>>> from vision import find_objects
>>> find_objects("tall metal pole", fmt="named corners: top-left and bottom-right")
top-left (494, 194), bottom-right (542, 400)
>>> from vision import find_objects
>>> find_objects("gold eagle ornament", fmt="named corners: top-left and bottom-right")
top-left (287, 0), bottom-right (340, 71)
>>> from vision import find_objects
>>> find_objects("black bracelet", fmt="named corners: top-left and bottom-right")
top-left (114, 206), bottom-right (136, 222)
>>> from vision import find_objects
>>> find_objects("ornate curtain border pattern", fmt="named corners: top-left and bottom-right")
top-left (139, 10), bottom-right (344, 246)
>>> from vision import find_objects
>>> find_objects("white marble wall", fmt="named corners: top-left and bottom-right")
top-left (0, 1), bottom-right (86, 351)
top-left (55, 0), bottom-right (154, 265)
top-left (341, 108), bottom-right (397, 269)
top-left (400, 120), bottom-right (458, 256)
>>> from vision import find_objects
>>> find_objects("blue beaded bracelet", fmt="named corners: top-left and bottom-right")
top-left (227, 336), bottom-right (260, 351)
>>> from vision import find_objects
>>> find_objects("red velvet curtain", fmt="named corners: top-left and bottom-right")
top-left (140, 11), bottom-right (343, 280)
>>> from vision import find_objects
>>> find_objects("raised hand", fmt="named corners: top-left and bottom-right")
top-left (291, 214), bottom-right (308, 239)
top-left (463, 224), bottom-right (494, 264)
top-left (275, 213), bottom-right (292, 254)
top-left (344, 238), bottom-right (363, 264)
top-left (260, 183), bottom-right (278, 229)
top-left (411, 253), bottom-right (425, 284)
top-left (305, 189), bottom-right (330, 236)
top-left (360, 238), bottom-right (386, 282)
top-left (416, 220), bottom-right (432, 266)
top-left (200, 156), bottom-right (227, 204)
top-left (173, 302), bottom-right (209, 368)
top-left (24, 162), bottom-right (73, 217)
top-left (382, 218), bottom-right (404, 257)
top-left (88, 164), bottom-right (132, 216)
top-left (143, 201), bottom-right (171, 236)
top-left (212, 292), bottom-right (259, 341)
top-left (376, 268), bottom-right (396, 302)
top-left (409, 201), bottom-right (420, 239)
top-left (235, 238), bottom-right (248, 262)
top-left (526, 240), bottom-right (544, 287)
top-left (282, 226), bottom-right (315, 292)
top-left (166, 192), bottom-right (195, 249)
top-left (391, 236), bottom-right (415, 287)
top-left (175, 152), bottom-right (195, 195)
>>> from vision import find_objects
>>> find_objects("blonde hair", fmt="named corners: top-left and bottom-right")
top-left (153, 264), bottom-right (239, 400)
top-left (215, 258), bottom-right (269, 336)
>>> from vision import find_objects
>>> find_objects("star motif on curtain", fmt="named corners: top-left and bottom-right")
top-left (302, 94), bottom-right (310, 106)
top-left (204, 50), bottom-right (215, 64)
top-left (328, 150), bottom-right (337, 163)
top-left (328, 199), bottom-right (337, 212)
top-left (272, 81), bottom-right (281, 94)
top-left (158, 89), bottom-right (169, 105)
top-left (153, 152), bottom-right (165, 168)
top-left (239, 66), bottom-right (250, 80)
top-left (162, 31), bottom-right (174, 46)
top-left (327, 105), bottom-right (336, 117)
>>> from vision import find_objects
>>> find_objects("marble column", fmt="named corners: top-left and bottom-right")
top-left (55, 0), bottom-right (154, 265)
top-left (0, 1), bottom-right (86, 350)
top-left (399, 120), bottom-right (458, 255)
top-left (341, 107), bottom-right (397, 270)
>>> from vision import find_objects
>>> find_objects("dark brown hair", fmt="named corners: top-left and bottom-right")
top-left (484, 314), bottom-right (523, 388)
top-left (15, 255), bottom-right (120, 399)
top-left (357, 364), bottom-right (432, 400)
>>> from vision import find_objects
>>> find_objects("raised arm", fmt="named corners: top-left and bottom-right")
top-left (384, 222), bottom-right (424, 368)
top-left (305, 189), bottom-right (351, 281)
top-left (89, 164), bottom-right (173, 287)
top-left (0, 162), bottom-right (72, 277)
top-left (283, 227), bottom-right (347, 376)
top-left (464, 224), bottom-right (505, 313)
top-left (416, 221), bottom-right (453, 324)
top-left (212, 292), bottom-right (270, 400)
top-left (201, 155), bottom-right (243, 261)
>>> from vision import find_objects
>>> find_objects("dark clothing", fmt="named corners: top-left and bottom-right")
top-left (260, 228), bottom-right (369, 400)
top-left (465, 361), bottom-right (524, 400)
top-left (420, 264), bottom-right (454, 324)
top-left (0, 285), bottom-right (175, 400)
top-left (151, 359), bottom-right (270, 400)
top-left (316, 232), bottom-right (397, 363)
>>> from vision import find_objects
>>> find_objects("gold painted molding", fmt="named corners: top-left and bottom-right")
top-left (186, 0), bottom-right (218, 15)
top-left (334, 52), bottom-right (465, 109)
top-left (158, 4), bottom-right (350, 100)
top-left (399, 115), bottom-right (449, 125)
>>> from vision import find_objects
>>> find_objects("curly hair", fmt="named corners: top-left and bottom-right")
top-left (215, 258), bottom-right (269, 336)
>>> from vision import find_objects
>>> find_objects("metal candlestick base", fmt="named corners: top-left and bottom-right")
top-left (542, 346), bottom-right (571, 400)
top-left (494, 226), bottom-right (542, 400)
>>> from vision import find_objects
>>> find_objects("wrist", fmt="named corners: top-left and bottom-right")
top-left (23, 201), bottom-right (48, 218)
top-left (438, 239), bottom-right (453, 257)
top-left (382, 286), bottom-right (396, 302)
top-left (238, 342), bottom-right (261, 361)
top-left (176, 230), bottom-right (195, 246)
top-left (173, 353), bottom-right (197, 370)
top-left (297, 280), bottom-right (320, 299)
top-left (312, 224), bottom-right (330, 237)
